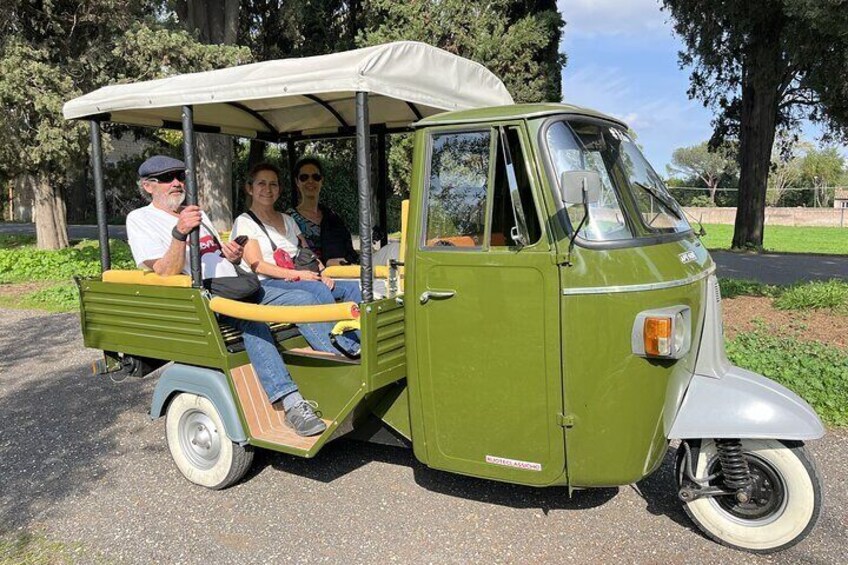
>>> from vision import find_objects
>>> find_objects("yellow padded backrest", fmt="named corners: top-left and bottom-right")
top-left (322, 265), bottom-right (389, 279)
top-left (101, 270), bottom-right (192, 287)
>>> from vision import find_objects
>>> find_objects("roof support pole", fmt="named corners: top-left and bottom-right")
top-left (181, 105), bottom-right (202, 288)
top-left (377, 131), bottom-right (388, 247)
top-left (89, 120), bottom-right (111, 272)
top-left (356, 91), bottom-right (373, 302)
top-left (288, 140), bottom-right (298, 207)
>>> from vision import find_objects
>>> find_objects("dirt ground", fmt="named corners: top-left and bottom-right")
top-left (0, 281), bottom-right (51, 299)
top-left (722, 295), bottom-right (848, 349)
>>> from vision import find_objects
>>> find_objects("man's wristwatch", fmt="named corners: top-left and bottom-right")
top-left (171, 226), bottom-right (188, 241)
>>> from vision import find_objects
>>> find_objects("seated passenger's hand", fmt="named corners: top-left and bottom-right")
top-left (321, 275), bottom-right (335, 290)
top-left (176, 205), bottom-right (202, 236)
top-left (298, 271), bottom-right (322, 282)
top-left (220, 240), bottom-right (244, 264)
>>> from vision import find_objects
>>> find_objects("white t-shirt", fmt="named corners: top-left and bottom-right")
top-left (126, 204), bottom-right (238, 279)
top-left (231, 212), bottom-right (301, 280)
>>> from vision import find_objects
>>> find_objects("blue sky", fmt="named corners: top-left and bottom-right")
top-left (557, 0), bottom-right (843, 172)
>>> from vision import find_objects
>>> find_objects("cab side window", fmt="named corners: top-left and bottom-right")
top-left (424, 131), bottom-right (490, 248)
top-left (491, 127), bottom-right (542, 246)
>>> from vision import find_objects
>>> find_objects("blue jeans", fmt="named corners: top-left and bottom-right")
top-left (263, 279), bottom-right (361, 348)
top-left (261, 279), bottom-right (360, 351)
top-left (223, 316), bottom-right (296, 403)
top-left (222, 284), bottom-right (335, 403)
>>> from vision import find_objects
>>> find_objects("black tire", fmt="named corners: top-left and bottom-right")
top-left (165, 393), bottom-right (254, 490)
top-left (676, 439), bottom-right (822, 553)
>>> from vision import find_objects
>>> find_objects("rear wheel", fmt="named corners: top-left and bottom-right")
top-left (677, 439), bottom-right (822, 553)
top-left (165, 393), bottom-right (253, 490)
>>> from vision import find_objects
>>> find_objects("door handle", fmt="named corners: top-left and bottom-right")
top-left (420, 290), bottom-right (456, 305)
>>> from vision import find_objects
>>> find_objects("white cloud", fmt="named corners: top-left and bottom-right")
top-left (558, 0), bottom-right (670, 37)
top-left (562, 63), bottom-right (713, 167)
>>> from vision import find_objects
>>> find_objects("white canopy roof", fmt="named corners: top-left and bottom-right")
top-left (63, 41), bottom-right (514, 138)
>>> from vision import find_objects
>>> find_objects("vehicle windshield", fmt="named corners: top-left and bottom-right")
top-left (545, 120), bottom-right (690, 242)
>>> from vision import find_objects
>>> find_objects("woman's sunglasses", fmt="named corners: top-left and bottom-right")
top-left (147, 171), bottom-right (186, 184)
top-left (298, 173), bottom-right (323, 182)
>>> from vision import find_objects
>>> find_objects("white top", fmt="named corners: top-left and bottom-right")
top-left (126, 204), bottom-right (239, 279)
top-left (231, 212), bottom-right (301, 281)
top-left (62, 41), bottom-right (514, 136)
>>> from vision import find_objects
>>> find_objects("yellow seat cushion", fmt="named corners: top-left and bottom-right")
top-left (101, 270), bottom-right (192, 287)
top-left (208, 297), bottom-right (359, 324)
top-left (322, 265), bottom-right (389, 279)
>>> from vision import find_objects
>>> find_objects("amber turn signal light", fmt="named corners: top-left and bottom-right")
top-left (644, 316), bottom-right (673, 357)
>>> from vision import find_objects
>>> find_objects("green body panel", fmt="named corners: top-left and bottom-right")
top-left (359, 297), bottom-right (407, 391)
top-left (371, 382), bottom-right (412, 440)
top-left (560, 239), bottom-right (710, 486)
top-left (78, 280), bottom-right (227, 368)
top-left (405, 126), bottom-right (566, 487)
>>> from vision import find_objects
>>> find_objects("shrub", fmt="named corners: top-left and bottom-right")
top-left (774, 279), bottom-right (848, 312)
top-left (689, 195), bottom-right (716, 207)
top-left (727, 330), bottom-right (848, 427)
top-left (0, 239), bottom-right (134, 283)
top-left (719, 278), bottom-right (780, 299)
top-left (26, 283), bottom-right (80, 311)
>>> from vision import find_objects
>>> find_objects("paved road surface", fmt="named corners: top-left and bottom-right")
top-left (710, 250), bottom-right (847, 285)
top-left (1, 307), bottom-right (846, 563)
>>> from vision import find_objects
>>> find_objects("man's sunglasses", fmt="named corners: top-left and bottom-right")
top-left (298, 173), bottom-right (323, 182)
top-left (147, 171), bottom-right (186, 184)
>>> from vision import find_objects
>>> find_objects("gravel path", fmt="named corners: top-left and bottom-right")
top-left (1, 307), bottom-right (846, 564)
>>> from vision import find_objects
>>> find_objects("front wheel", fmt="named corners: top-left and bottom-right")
top-left (165, 393), bottom-right (254, 490)
top-left (677, 439), bottom-right (822, 553)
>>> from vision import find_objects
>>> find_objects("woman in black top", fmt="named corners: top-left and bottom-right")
top-left (287, 156), bottom-right (359, 266)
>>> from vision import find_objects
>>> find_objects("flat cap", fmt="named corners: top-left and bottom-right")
top-left (138, 155), bottom-right (185, 178)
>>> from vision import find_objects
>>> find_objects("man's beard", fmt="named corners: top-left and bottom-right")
top-left (156, 190), bottom-right (186, 212)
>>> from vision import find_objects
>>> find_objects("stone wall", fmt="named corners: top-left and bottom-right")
top-left (683, 207), bottom-right (848, 228)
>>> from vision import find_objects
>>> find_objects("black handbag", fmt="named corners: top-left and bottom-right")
top-left (200, 222), bottom-right (262, 302)
top-left (246, 211), bottom-right (322, 273)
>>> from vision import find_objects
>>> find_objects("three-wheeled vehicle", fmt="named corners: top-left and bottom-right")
top-left (63, 41), bottom-right (824, 553)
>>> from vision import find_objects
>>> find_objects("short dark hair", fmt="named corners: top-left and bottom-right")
top-left (247, 162), bottom-right (281, 184)
top-left (293, 156), bottom-right (323, 179)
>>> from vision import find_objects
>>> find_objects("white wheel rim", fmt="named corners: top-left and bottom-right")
top-left (178, 409), bottom-right (222, 471)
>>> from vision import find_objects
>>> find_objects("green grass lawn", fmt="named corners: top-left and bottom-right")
top-left (700, 224), bottom-right (848, 255)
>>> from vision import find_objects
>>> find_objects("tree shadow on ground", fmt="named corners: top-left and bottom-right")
top-left (0, 312), bottom-right (149, 534)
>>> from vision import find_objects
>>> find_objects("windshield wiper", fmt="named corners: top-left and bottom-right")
top-left (632, 181), bottom-right (683, 221)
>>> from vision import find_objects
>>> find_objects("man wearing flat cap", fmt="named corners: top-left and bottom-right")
top-left (126, 155), bottom-right (327, 437)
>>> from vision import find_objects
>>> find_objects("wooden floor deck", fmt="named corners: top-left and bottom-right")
top-left (230, 364), bottom-right (331, 450)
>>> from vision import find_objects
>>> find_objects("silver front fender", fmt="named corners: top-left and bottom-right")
top-left (669, 274), bottom-right (825, 441)
top-left (668, 365), bottom-right (825, 440)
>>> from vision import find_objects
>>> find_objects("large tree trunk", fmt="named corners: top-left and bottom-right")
top-left (181, 0), bottom-right (239, 231)
top-left (197, 134), bottom-right (234, 231)
top-left (31, 173), bottom-right (69, 250)
top-left (732, 26), bottom-right (784, 250)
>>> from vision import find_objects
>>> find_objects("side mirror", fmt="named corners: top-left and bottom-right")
top-left (560, 170), bottom-right (602, 205)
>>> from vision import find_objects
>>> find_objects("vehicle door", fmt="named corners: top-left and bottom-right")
top-left (409, 124), bottom-right (565, 486)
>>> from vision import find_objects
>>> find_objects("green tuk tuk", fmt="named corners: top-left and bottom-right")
top-left (63, 41), bottom-right (824, 553)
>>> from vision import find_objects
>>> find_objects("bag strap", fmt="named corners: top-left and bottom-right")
top-left (245, 210), bottom-right (277, 251)
top-left (198, 220), bottom-right (220, 247)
